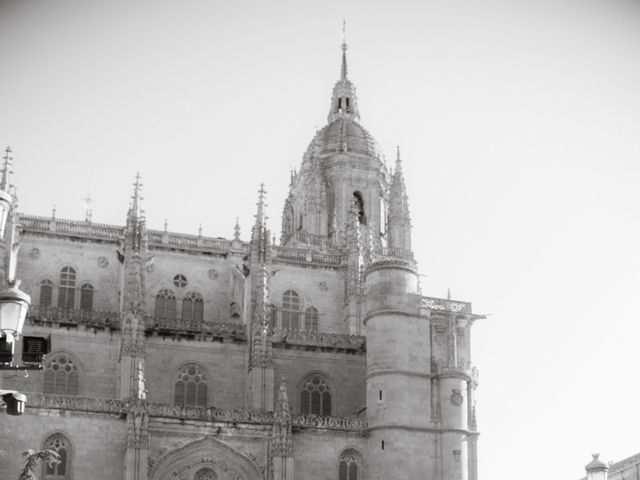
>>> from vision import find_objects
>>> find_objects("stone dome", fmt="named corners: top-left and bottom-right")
top-left (312, 117), bottom-right (380, 158)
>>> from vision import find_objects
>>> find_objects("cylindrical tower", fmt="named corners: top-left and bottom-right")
top-left (364, 259), bottom-right (433, 479)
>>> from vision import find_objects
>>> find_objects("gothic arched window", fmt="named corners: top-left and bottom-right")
top-left (338, 449), bottom-right (363, 480)
top-left (182, 292), bottom-right (204, 322)
top-left (43, 353), bottom-right (79, 395)
top-left (305, 307), bottom-right (319, 332)
top-left (42, 433), bottom-right (71, 479)
top-left (79, 283), bottom-right (94, 312)
top-left (154, 289), bottom-right (177, 321)
top-left (175, 363), bottom-right (208, 407)
top-left (300, 374), bottom-right (331, 416)
top-left (281, 290), bottom-right (300, 330)
top-left (353, 192), bottom-right (366, 225)
top-left (40, 279), bottom-right (53, 308)
top-left (58, 267), bottom-right (76, 310)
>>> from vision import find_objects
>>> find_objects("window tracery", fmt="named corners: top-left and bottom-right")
top-left (181, 292), bottom-right (203, 322)
top-left (42, 432), bottom-right (71, 479)
top-left (305, 307), bottom-right (319, 332)
top-left (58, 267), bottom-right (76, 309)
top-left (40, 279), bottom-right (53, 307)
top-left (175, 363), bottom-right (208, 407)
top-left (338, 449), bottom-right (363, 480)
top-left (282, 290), bottom-right (300, 330)
top-left (80, 283), bottom-right (94, 312)
top-left (194, 467), bottom-right (218, 480)
top-left (300, 374), bottom-right (331, 416)
top-left (173, 274), bottom-right (188, 288)
top-left (44, 353), bottom-right (79, 395)
top-left (154, 289), bottom-right (177, 321)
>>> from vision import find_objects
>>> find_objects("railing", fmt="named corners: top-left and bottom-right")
top-left (273, 246), bottom-right (343, 267)
top-left (20, 214), bottom-right (123, 240)
top-left (271, 327), bottom-right (365, 352)
top-left (377, 246), bottom-right (414, 261)
top-left (289, 232), bottom-right (341, 249)
top-left (19, 214), bottom-right (242, 255)
top-left (27, 306), bottom-right (121, 329)
top-left (146, 318), bottom-right (246, 340)
top-left (25, 393), bottom-right (369, 432)
top-left (421, 296), bottom-right (472, 314)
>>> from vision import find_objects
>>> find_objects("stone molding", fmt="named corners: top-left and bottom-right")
top-left (25, 394), bottom-right (368, 432)
top-left (366, 369), bottom-right (432, 380)
top-left (271, 327), bottom-right (365, 352)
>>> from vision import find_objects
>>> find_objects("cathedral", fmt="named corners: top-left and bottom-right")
top-left (0, 39), bottom-right (482, 480)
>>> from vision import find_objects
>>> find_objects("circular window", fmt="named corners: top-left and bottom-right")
top-left (194, 467), bottom-right (217, 480)
top-left (173, 274), bottom-right (188, 288)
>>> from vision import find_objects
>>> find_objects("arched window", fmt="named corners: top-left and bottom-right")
top-left (353, 192), bottom-right (365, 225)
top-left (40, 279), bottom-right (53, 308)
top-left (194, 467), bottom-right (218, 480)
top-left (182, 292), bottom-right (204, 322)
top-left (339, 449), bottom-right (363, 480)
top-left (282, 290), bottom-right (300, 330)
top-left (305, 307), bottom-right (319, 332)
top-left (300, 374), bottom-right (331, 416)
top-left (58, 267), bottom-right (76, 310)
top-left (42, 433), bottom-right (71, 479)
top-left (79, 283), bottom-right (94, 312)
top-left (154, 289), bottom-right (176, 321)
top-left (175, 363), bottom-right (208, 407)
top-left (43, 353), bottom-right (79, 395)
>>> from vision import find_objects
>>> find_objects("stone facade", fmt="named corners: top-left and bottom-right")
top-left (0, 40), bottom-right (482, 480)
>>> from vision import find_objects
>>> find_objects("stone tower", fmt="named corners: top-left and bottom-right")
top-left (282, 37), bottom-right (481, 480)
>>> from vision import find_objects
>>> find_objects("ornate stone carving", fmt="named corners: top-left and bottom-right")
top-left (28, 247), bottom-right (40, 260)
top-left (422, 296), bottom-right (472, 314)
top-left (27, 306), bottom-right (120, 329)
top-left (318, 281), bottom-right (329, 292)
top-left (126, 399), bottom-right (149, 449)
top-left (208, 268), bottom-right (219, 280)
top-left (450, 389), bottom-right (463, 407)
top-left (271, 379), bottom-right (293, 457)
top-left (120, 312), bottom-right (146, 357)
top-left (271, 327), bottom-right (365, 352)
top-left (97, 255), bottom-right (109, 267)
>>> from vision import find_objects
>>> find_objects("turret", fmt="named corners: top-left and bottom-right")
top-left (271, 377), bottom-right (294, 479)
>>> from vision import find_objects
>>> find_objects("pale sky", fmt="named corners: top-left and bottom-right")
top-left (1, 1), bottom-right (639, 479)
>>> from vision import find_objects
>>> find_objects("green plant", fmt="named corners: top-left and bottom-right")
top-left (17, 449), bottom-right (60, 480)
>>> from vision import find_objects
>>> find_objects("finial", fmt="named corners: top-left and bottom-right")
top-left (51, 204), bottom-right (56, 219)
top-left (131, 172), bottom-right (143, 218)
top-left (340, 20), bottom-right (348, 80)
top-left (255, 183), bottom-right (267, 224)
top-left (1, 146), bottom-right (13, 192)
top-left (233, 217), bottom-right (241, 240)
top-left (163, 218), bottom-right (168, 232)
top-left (82, 194), bottom-right (93, 222)
top-left (447, 288), bottom-right (451, 300)
top-left (198, 223), bottom-right (203, 237)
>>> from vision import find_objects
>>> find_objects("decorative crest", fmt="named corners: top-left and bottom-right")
top-left (341, 20), bottom-right (348, 80)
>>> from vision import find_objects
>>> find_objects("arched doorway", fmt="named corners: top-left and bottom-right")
top-left (149, 436), bottom-right (263, 480)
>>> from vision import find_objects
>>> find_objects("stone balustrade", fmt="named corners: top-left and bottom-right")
top-left (272, 246), bottom-right (343, 267)
top-left (25, 393), bottom-right (368, 432)
top-left (27, 306), bottom-right (121, 329)
top-left (421, 296), bottom-right (472, 314)
top-left (145, 318), bottom-right (246, 340)
top-left (271, 327), bottom-right (366, 352)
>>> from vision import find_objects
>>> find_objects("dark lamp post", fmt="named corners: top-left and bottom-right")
top-left (0, 284), bottom-right (31, 341)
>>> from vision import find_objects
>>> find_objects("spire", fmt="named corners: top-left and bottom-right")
top-left (234, 217), bottom-right (241, 241)
top-left (388, 145), bottom-right (412, 252)
top-left (1, 146), bottom-right (13, 193)
top-left (251, 183), bottom-right (271, 264)
top-left (131, 173), bottom-right (143, 219)
top-left (341, 20), bottom-right (348, 80)
top-left (328, 27), bottom-right (360, 123)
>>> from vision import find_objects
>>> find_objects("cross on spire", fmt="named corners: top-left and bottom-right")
top-left (341, 20), bottom-right (348, 80)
